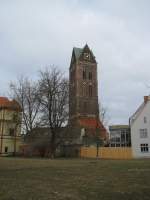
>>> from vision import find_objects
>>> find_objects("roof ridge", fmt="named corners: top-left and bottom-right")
top-left (130, 102), bottom-right (145, 124)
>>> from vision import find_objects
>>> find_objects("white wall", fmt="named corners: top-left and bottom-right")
top-left (131, 101), bottom-right (150, 158)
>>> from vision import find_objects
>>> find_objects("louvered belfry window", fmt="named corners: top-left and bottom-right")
top-left (83, 69), bottom-right (86, 80)
top-left (89, 72), bottom-right (92, 80)
top-left (89, 85), bottom-right (92, 97)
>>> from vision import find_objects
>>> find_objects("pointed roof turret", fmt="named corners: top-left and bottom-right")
top-left (72, 44), bottom-right (96, 63)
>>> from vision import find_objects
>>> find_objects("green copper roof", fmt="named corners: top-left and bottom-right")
top-left (72, 44), bottom-right (96, 63)
top-left (73, 47), bottom-right (83, 60)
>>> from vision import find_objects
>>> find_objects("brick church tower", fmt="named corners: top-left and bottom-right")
top-left (69, 44), bottom-right (107, 143)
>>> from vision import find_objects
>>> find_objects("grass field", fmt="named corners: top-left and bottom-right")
top-left (0, 158), bottom-right (150, 200)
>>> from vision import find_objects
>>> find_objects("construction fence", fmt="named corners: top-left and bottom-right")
top-left (80, 147), bottom-right (133, 159)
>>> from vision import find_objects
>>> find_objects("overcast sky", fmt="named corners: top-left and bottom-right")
top-left (0, 0), bottom-right (150, 125)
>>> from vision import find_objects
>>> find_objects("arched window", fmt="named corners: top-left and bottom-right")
top-left (82, 85), bottom-right (86, 97)
top-left (89, 85), bottom-right (92, 97)
top-left (83, 69), bottom-right (86, 80)
top-left (89, 72), bottom-right (92, 80)
top-left (83, 101), bottom-right (87, 112)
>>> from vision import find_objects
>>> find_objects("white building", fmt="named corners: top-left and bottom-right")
top-left (130, 96), bottom-right (150, 158)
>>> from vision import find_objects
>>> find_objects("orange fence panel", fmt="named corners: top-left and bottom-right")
top-left (80, 147), bottom-right (133, 159)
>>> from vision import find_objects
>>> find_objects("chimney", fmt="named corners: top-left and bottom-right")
top-left (144, 96), bottom-right (149, 103)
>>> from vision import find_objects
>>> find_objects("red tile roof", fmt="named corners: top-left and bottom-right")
top-left (78, 118), bottom-right (108, 139)
top-left (0, 97), bottom-right (9, 103)
top-left (0, 97), bottom-right (21, 111)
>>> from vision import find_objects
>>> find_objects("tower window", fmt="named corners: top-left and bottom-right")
top-left (89, 72), bottom-right (92, 80)
top-left (83, 69), bottom-right (86, 80)
top-left (83, 102), bottom-right (87, 112)
top-left (82, 85), bottom-right (86, 97)
top-left (89, 85), bottom-right (92, 97)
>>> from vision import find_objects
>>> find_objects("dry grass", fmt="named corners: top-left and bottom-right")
top-left (0, 157), bottom-right (150, 200)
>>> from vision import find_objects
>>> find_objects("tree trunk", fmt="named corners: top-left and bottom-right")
top-left (48, 130), bottom-right (56, 159)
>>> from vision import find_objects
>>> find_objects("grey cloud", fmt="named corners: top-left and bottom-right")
top-left (0, 0), bottom-right (150, 125)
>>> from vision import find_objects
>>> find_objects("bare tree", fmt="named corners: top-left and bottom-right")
top-left (10, 77), bottom-right (41, 134)
top-left (39, 67), bottom-right (69, 158)
top-left (99, 102), bottom-right (110, 127)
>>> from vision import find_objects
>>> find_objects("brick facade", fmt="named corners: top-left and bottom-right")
top-left (69, 44), bottom-right (108, 143)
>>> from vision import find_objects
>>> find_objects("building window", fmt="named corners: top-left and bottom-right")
top-left (126, 133), bottom-right (130, 142)
top-left (89, 72), bottom-right (92, 80)
top-left (111, 144), bottom-right (115, 147)
top-left (9, 128), bottom-right (15, 136)
top-left (121, 133), bottom-right (125, 142)
top-left (140, 144), bottom-right (149, 153)
top-left (140, 129), bottom-right (148, 138)
top-left (89, 85), bottom-right (92, 97)
top-left (121, 144), bottom-right (125, 147)
top-left (144, 116), bottom-right (147, 123)
top-left (5, 147), bottom-right (8, 153)
top-left (83, 69), bottom-right (86, 80)
top-left (116, 137), bottom-right (121, 142)
top-left (13, 112), bottom-right (18, 122)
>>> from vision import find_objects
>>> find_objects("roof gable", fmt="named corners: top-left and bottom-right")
top-left (70, 44), bottom-right (96, 66)
top-left (79, 44), bottom-right (96, 63)
top-left (130, 99), bottom-right (149, 125)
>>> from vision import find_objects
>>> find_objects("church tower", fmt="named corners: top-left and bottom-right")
top-left (69, 44), bottom-right (98, 122)
top-left (69, 44), bottom-right (107, 140)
